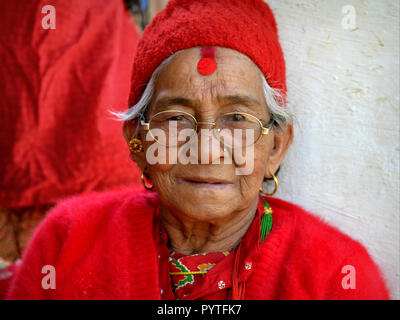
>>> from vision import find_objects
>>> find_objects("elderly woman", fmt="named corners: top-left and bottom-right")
top-left (7, 0), bottom-right (389, 300)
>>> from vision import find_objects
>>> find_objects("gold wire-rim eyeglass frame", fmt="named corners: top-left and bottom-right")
top-left (139, 109), bottom-right (274, 148)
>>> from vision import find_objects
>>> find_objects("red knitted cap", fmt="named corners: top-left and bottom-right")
top-left (129, 0), bottom-right (286, 106)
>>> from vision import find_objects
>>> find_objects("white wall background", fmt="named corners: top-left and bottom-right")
top-left (266, 0), bottom-right (399, 299)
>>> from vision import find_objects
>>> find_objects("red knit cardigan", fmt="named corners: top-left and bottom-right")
top-left (6, 188), bottom-right (389, 299)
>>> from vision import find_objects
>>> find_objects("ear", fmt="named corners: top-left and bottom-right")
top-left (265, 123), bottom-right (294, 178)
top-left (123, 119), bottom-right (147, 171)
top-left (122, 119), bottom-right (136, 143)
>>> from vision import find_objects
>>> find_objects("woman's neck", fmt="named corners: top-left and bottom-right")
top-left (160, 197), bottom-right (259, 255)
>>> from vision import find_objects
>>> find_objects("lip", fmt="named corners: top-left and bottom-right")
top-left (179, 177), bottom-right (234, 189)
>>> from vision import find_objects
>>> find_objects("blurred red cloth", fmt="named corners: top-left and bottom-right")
top-left (0, 0), bottom-right (141, 208)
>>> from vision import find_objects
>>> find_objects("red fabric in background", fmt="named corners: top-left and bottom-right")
top-left (0, 0), bottom-right (141, 208)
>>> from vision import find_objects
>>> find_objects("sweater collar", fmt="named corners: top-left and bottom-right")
top-left (153, 194), bottom-right (268, 284)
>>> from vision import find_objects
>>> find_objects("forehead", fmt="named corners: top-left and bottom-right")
top-left (152, 47), bottom-right (264, 105)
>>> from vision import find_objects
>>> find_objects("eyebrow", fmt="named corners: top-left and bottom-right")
top-left (153, 97), bottom-right (197, 110)
top-left (153, 94), bottom-right (262, 110)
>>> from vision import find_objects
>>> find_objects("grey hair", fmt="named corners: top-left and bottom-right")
top-left (110, 51), bottom-right (181, 123)
top-left (111, 51), bottom-right (293, 132)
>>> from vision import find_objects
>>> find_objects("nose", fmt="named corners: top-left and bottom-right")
top-left (196, 121), bottom-right (215, 127)
top-left (196, 124), bottom-right (226, 164)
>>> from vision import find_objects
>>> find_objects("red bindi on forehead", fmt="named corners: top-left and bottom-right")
top-left (197, 46), bottom-right (217, 76)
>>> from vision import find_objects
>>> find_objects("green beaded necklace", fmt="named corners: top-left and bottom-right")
top-left (260, 197), bottom-right (273, 244)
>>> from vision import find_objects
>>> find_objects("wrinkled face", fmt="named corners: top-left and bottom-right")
top-left (131, 47), bottom-right (290, 222)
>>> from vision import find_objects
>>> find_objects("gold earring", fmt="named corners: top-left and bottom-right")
top-left (260, 171), bottom-right (279, 196)
top-left (128, 138), bottom-right (143, 153)
top-left (141, 171), bottom-right (153, 191)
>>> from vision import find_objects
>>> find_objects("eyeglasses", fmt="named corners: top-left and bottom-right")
top-left (140, 110), bottom-right (274, 148)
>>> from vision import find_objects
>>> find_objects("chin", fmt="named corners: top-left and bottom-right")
top-left (182, 205), bottom-right (233, 222)
top-left (170, 189), bottom-right (238, 220)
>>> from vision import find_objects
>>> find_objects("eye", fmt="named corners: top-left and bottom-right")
top-left (168, 115), bottom-right (185, 121)
top-left (229, 113), bottom-right (246, 121)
